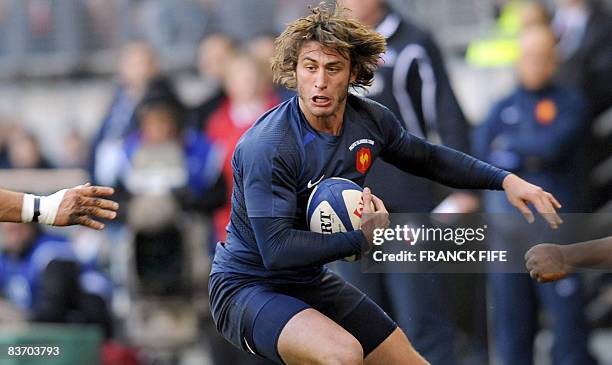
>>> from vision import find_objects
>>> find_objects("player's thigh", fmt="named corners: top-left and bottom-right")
top-left (285, 271), bottom-right (397, 357)
top-left (278, 308), bottom-right (364, 365)
top-left (364, 327), bottom-right (430, 365)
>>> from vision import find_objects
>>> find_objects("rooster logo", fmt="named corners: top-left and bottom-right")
top-left (356, 147), bottom-right (371, 174)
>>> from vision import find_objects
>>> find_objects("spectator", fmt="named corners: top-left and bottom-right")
top-left (553, 0), bottom-right (612, 118)
top-left (119, 79), bottom-right (225, 211)
top-left (0, 223), bottom-right (112, 337)
top-left (552, 0), bottom-right (612, 210)
top-left (520, 1), bottom-right (551, 29)
top-left (473, 25), bottom-right (595, 365)
top-left (115, 79), bottom-right (256, 365)
top-left (247, 34), bottom-right (294, 101)
top-left (189, 34), bottom-right (237, 130)
top-left (336, 1), bottom-right (478, 364)
top-left (205, 52), bottom-right (279, 242)
top-left (5, 126), bottom-right (52, 169)
top-left (89, 42), bottom-right (160, 186)
top-left (115, 80), bottom-right (225, 295)
top-left (60, 128), bottom-right (89, 169)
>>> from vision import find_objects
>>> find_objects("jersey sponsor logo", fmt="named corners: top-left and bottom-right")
top-left (356, 147), bottom-right (372, 174)
top-left (348, 138), bottom-right (375, 151)
top-left (307, 174), bottom-right (325, 189)
top-left (535, 99), bottom-right (557, 125)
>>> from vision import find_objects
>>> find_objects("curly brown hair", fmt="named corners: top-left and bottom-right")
top-left (271, 2), bottom-right (386, 90)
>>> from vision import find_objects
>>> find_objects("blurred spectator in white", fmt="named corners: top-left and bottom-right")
top-left (205, 52), bottom-right (279, 243)
top-left (552, 0), bottom-right (612, 210)
top-left (189, 33), bottom-right (237, 130)
top-left (5, 126), bottom-right (52, 169)
top-left (89, 42), bottom-right (160, 186)
top-left (474, 25), bottom-right (595, 365)
top-left (0, 223), bottom-right (112, 337)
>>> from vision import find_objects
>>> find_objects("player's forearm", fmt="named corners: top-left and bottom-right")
top-left (251, 217), bottom-right (364, 270)
top-left (562, 236), bottom-right (612, 270)
top-left (386, 135), bottom-right (509, 190)
top-left (0, 189), bottom-right (25, 223)
top-left (428, 144), bottom-right (510, 190)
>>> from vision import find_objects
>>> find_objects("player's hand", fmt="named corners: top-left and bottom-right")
top-left (54, 183), bottom-right (119, 230)
top-left (525, 243), bottom-right (571, 282)
top-left (502, 174), bottom-right (562, 229)
top-left (360, 187), bottom-right (390, 246)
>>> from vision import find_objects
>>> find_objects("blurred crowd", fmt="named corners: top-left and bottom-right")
top-left (0, 0), bottom-right (611, 364)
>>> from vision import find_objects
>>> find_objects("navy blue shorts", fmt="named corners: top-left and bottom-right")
top-left (209, 270), bottom-right (397, 364)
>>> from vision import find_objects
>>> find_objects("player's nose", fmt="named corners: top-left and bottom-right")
top-left (314, 69), bottom-right (328, 89)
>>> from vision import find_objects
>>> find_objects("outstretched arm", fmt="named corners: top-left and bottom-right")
top-left (0, 184), bottom-right (118, 230)
top-left (526, 236), bottom-right (612, 282)
top-left (383, 129), bottom-right (563, 228)
top-left (0, 189), bottom-right (24, 223)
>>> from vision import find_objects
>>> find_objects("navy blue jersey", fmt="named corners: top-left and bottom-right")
top-left (211, 95), bottom-right (508, 284)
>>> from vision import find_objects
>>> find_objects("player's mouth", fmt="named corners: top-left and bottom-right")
top-left (311, 95), bottom-right (332, 108)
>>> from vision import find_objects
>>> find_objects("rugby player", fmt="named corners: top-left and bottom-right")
top-left (0, 184), bottom-right (118, 229)
top-left (209, 4), bottom-right (562, 364)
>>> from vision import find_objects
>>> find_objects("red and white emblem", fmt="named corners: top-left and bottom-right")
top-left (356, 147), bottom-right (371, 174)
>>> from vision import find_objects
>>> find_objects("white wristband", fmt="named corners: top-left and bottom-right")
top-left (21, 194), bottom-right (35, 223)
top-left (39, 189), bottom-right (67, 225)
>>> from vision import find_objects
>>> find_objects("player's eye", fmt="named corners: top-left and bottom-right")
top-left (327, 65), bottom-right (343, 74)
top-left (305, 65), bottom-right (316, 71)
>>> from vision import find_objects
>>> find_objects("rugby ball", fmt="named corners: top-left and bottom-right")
top-left (306, 177), bottom-right (368, 261)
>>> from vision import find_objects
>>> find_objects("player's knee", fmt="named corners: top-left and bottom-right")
top-left (321, 335), bottom-right (363, 365)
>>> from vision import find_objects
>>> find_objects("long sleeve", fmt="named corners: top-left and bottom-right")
top-left (250, 217), bottom-right (364, 270)
top-left (380, 110), bottom-right (509, 190)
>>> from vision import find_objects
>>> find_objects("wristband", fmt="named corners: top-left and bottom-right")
top-left (21, 194), bottom-right (35, 223)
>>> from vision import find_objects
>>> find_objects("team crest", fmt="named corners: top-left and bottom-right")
top-left (356, 147), bottom-right (372, 174)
